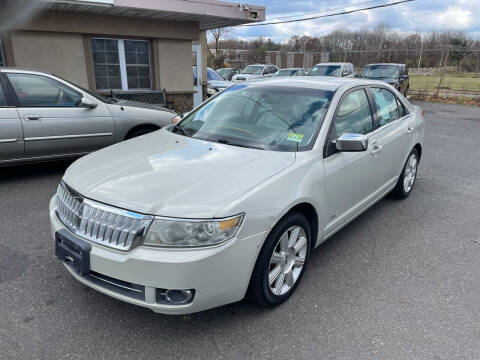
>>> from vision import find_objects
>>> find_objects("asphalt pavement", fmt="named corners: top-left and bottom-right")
top-left (0, 101), bottom-right (479, 359)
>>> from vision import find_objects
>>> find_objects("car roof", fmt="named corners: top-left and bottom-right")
top-left (278, 68), bottom-right (301, 70)
top-left (0, 67), bottom-right (52, 75)
top-left (364, 63), bottom-right (405, 67)
top-left (312, 62), bottom-right (352, 66)
top-left (247, 64), bottom-right (275, 67)
top-left (235, 76), bottom-right (385, 91)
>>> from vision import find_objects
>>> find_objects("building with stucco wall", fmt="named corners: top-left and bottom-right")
top-left (0, 0), bottom-right (265, 111)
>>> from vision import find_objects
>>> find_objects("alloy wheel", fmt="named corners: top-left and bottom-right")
top-left (403, 153), bottom-right (417, 193)
top-left (268, 226), bottom-right (308, 296)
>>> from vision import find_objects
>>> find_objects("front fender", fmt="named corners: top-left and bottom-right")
top-left (215, 152), bottom-right (328, 248)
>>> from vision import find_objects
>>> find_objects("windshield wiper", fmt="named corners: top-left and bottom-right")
top-left (172, 125), bottom-right (195, 137)
top-left (214, 138), bottom-right (265, 150)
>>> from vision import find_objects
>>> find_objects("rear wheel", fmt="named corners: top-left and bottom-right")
top-left (391, 148), bottom-right (419, 199)
top-left (248, 212), bottom-right (311, 307)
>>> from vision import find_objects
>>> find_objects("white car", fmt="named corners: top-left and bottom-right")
top-left (309, 62), bottom-right (356, 77)
top-left (50, 77), bottom-right (425, 315)
top-left (232, 64), bottom-right (279, 82)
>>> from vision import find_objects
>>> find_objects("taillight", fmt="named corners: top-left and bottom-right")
top-left (421, 111), bottom-right (426, 118)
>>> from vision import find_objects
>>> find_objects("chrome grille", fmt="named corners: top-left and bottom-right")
top-left (56, 182), bottom-right (153, 251)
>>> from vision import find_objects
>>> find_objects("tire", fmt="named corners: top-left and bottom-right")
top-left (126, 126), bottom-right (158, 139)
top-left (391, 148), bottom-right (419, 199)
top-left (247, 212), bottom-right (311, 307)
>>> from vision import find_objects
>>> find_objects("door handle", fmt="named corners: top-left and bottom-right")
top-left (24, 115), bottom-right (42, 121)
top-left (406, 127), bottom-right (414, 134)
top-left (370, 145), bottom-right (384, 156)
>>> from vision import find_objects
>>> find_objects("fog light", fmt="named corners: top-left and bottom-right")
top-left (165, 289), bottom-right (193, 304)
top-left (156, 288), bottom-right (195, 305)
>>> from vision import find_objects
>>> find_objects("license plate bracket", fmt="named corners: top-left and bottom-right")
top-left (55, 229), bottom-right (91, 275)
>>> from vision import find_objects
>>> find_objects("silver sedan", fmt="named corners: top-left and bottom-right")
top-left (0, 68), bottom-right (177, 166)
top-left (50, 77), bottom-right (425, 314)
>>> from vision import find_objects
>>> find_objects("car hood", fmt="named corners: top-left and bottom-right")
top-left (362, 77), bottom-right (398, 84)
top-left (63, 129), bottom-right (295, 218)
top-left (208, 79), bottom-right (231, 88)
top-left (113, 99), bottom-right (176, 113)
top-left (233, 74), bottom-right (262, 80)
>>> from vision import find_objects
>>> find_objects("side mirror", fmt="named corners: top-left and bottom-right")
top-left (80, 97), bottom-right (97, 109)
top-left (335, 133), bottom-right (369, 152)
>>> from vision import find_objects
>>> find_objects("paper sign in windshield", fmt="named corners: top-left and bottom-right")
top-left (287, 133), bottom-right (304, 143)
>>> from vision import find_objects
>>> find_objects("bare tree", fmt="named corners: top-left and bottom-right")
top-left (208, 27), bottom-right (229, 55)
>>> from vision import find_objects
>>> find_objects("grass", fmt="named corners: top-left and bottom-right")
top-left (410, 73), bottom-right (480, 92)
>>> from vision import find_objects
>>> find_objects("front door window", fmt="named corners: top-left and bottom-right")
top-left (7, 73), bottom-right (82, 107)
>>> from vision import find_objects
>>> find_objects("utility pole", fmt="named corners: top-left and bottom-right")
top-left (417, 40), bottom-right (423, 71)
top-left (435, 49), bottom-right (449, 98)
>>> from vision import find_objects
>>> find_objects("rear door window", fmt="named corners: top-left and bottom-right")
top-left (333, 89), bottom-right (374, 136)
top-left (371, 87), bottom-right (400, 127)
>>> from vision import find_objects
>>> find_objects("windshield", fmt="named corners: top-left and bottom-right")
top-left (273, 69), bottom-right (298, 77)
top-left (242, 65), bottom-right (264, 75)
top-left (216, 68), bottom-right (229, 78)
top-left (207, 68), bottom-right (224, 81)
top-left (361, 65), bottom-right (399, 79)
top-left (309, 65), bottom-right (341, 77)
top-left (172, 84), bottom-right (333, 152)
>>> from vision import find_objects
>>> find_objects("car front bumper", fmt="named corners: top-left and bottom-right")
top-left (49, 196), bottom-right (267, 315)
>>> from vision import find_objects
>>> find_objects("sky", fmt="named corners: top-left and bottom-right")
top-left (227, 0), bottom-right (480, 42)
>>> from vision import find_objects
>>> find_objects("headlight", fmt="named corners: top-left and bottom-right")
top-left (207, 87), bottom-right (218, 96)
top-left (143, 214), bottom-right (244, 248)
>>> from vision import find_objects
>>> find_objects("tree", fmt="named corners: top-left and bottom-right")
top-left (450, 37), bottom-right (469, 71)
top-left (208, 27), bottom-right (229, 55)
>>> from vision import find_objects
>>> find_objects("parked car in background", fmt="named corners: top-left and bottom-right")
top-left (232, 64), bottom-right (279, 82)
top-left (193, 66), bottom-right (232, 98)
top-left (217, 67), bottom-right (241, 81)
top-left (296, 68), bottom-right (311, 76)
top-left (51, 77), bottom-right (425, 315)
top-left (273, 68), bottom-right (304, 77)
top-left (360, 63), bottom-right (409, 97)
top-left (0, 68), bottom-right (177, 166)
top-left (309, 62), bottom-right (355, 77)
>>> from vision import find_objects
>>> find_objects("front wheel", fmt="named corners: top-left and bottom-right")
top-left (391, 148), bottom-right (419, 199)
top-left (247, 212), bottom-right (311, 307)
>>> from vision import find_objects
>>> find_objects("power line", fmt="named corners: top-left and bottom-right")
top-left (260, 0), bottom-right (386, 21)
top-left (241, 0), bottom-right (415, 27)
